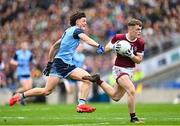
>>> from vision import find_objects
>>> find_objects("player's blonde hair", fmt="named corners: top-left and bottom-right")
top-left (127, 18), bottom-right (142, 27)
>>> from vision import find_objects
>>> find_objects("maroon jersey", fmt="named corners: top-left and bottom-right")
top-left (111, 34), bottom-right (144, 68)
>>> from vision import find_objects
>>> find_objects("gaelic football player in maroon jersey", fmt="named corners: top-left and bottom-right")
top-left (83, 18), bottom-right (144, 123)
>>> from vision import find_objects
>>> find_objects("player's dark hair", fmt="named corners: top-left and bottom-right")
top-left (70, 11), bottom-right (86, 26)
top-left (127, 18), bottom-right (142, 27)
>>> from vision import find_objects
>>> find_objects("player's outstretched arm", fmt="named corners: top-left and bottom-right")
top-left (105, 41), bottom-right (113, 52)
top-left (79, 33), bottom-right (104, 54)
top-left (79, 33), bottom-right (99, 47)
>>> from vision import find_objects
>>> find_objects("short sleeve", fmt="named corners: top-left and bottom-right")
top-left (13, 53), bottom-right (18, 61)
top-left (111, 34), bottom-right (124, 44)
top-left (137, 38), bottom-right (145, 53)
top-left (29, 54), bottom-right (33, 62)
top-left (73, 28), bottom-right (84, 39)
top-left (111, 35), bottom-right (118, 44)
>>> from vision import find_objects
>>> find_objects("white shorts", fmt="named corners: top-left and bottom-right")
top-left (112, 66), bottom-right (134, 80)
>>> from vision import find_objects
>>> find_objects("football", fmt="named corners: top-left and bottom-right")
top-left (116, 40), bottom-right (131, 55)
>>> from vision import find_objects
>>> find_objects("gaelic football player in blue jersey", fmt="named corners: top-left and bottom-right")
top-left (9, 11), bottom-right (104, 113)
top-left (10, 42), bottom-right (34, 94)
top-left (10, 42), bottom-right (35, 105)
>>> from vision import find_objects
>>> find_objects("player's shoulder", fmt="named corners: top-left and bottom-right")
top-left (114, 33), bottom-right (125, 39)
top-left (16, 50), bottom-right (22, 54)
top-left (69, 26), bottom-right (80, 31)
top-left (67, 26), bottom-right (83, 34)
top-left (65, 26), bottom-right (75, 32)
top-left (27, 50), bottom-right (32, 54)
top-left (111, 33), bottom-right (125, 43)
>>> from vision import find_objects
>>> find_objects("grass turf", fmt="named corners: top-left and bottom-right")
top-left (0, 103), bottom-right (180, 125)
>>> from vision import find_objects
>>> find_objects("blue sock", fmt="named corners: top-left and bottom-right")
top-left (78, 99), bottom-right (86, 105)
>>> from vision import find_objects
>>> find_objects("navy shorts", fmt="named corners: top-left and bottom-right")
top-left (18, 75), bottom-right (31, 81)
top-left (49, 58), bottom-right (76, 78)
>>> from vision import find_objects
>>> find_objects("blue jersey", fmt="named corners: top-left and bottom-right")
top-left (72, 51), bottom-right (85, 68)
top-left (13, 50), bottom-right (33, 76)
top-left (55, 26), bottom-right (84, 65)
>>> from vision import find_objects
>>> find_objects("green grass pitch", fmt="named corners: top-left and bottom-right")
top-left (0, 103), bottom-right (180, 125)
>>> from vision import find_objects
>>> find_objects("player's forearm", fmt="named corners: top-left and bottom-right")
top-left (79, 33), bottom-right (99, 47)
top-left (48, 45), bottom-right (59, 62)
top-left (131, 55), bottom-right (143, 64)
top-left (105, 41), bottom-right (112, 52)
top-left (48, 48), bottom-right (55, 62)
top-left (10, 59), bottom-right (18, 66)
top-left (88, 39), bottom-right (99, 47)
top-left (48, 40), bottom-right (60, 62)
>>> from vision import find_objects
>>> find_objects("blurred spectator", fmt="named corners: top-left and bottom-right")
top-left (0, 53), bottom-right (5, 87)
top-left (0, 54), bottom-right (5, 71)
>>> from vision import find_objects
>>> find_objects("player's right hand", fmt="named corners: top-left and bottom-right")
top-left (96, 45), bottom-right (105, 54)
top-left (43, 62), bottom-right (53, 76)
top-left (123, 47), bottom-right (135, 58)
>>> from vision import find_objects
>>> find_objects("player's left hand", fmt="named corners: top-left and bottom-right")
top-left (112, 42), bottom-right (121, 53)
top-left (123, 47), bottom-right (135, 58)
top-left (96, 45), bottom-right (105, 54)
top-left (43, 61), bottom-right (53, 76)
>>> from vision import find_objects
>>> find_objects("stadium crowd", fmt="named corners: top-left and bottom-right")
top-left (0, 0), bottom-right (180, 96)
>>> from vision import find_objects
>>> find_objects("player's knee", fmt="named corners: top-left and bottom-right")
top-left (112, 97), bottom-right (120, 102)
top-left (128, 89), bottom-right (136, 97)
top-left (111, 93), bottom-right (120, 102)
